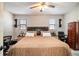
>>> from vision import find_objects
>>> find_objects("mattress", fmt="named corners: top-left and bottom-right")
top-left (8, 36), bottom-right (71, 56)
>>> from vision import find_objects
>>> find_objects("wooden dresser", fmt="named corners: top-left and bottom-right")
top-left (67, 22), bottom-right (79, 50)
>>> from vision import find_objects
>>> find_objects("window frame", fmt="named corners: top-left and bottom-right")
top-left (19, 19), bottom-right (27, 30)
top-left (49, 19), bottom-right (56, 30)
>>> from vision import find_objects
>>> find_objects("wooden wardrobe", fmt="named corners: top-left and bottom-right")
top-left (68, 22), bottom-right (79, 50)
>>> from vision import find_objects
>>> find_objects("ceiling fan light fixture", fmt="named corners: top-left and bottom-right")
top-left (29, 2), bottom-right (55, 12)
top-left (40, 8), bottom-right (43, 12)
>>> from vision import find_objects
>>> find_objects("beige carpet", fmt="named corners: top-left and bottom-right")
top-left (71, 49), bottom-right (79, 56)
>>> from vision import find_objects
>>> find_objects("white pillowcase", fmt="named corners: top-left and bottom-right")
top-left (42, 32), bottom-right (51, 37)
top-left (25, 32), bottom-right (34, 37)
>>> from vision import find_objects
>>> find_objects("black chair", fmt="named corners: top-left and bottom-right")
top-left (3, 36), bottom-right (12, 56)
top-left (58, 31), bottom-right (67, 43)
top-left (0, 46), bottom-right (3, 51)
top-left (3, 36), bottom-right (17, 56)
top-left (3, 36), bottom-right (12, 47)
top-left (10, 40), bottom-right (17, 45)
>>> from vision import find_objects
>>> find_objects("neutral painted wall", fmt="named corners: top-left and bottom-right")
top-left (64, 4), bottom-right (79, 35)
top-left (13, 15), bottom-right (64, 38)
top-left (0, 3), bottom-right (13, 55)
top-left (3, 11), bottom-right (13, 37)
top-left (0, 3), bottom-right (4, 56)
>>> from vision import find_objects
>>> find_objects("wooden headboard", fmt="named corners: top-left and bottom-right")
top-left (27, 27), bottom-right (49, 31)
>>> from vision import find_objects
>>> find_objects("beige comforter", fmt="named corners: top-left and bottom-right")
top-left (8, 36), bottom-right (71, 56)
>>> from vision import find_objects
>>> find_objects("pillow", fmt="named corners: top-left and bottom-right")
top-left (25, 32), bottom-right (35, 37)
top-left (42, 32), bottom-right (51, 37)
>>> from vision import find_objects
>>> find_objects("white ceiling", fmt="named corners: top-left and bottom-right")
top-left (4, 2), bottom-right (79, 15)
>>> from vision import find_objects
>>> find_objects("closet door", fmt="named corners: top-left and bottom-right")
top-left (68, 22), bottom-right (76, 49)
top-left (76, 22), bottom-right (79, 50)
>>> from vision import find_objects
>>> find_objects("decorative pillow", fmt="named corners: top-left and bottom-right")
top-left (42, 32), bottom-right (51, 37)
top-left (25, 32), bottom-right (35, 37)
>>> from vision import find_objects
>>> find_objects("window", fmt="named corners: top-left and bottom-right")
top-left (20, 20), bottom-right (26, 24)
top-left (19, 19), bottom-right (27, 29)
top-left (20, 25), bottom-right (26, 29)
top-left (49, 19), bottom-right (55, 29)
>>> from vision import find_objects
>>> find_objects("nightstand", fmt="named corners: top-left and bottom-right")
top-left (51, 32), bottom-right (56, 36)
top-left (17, 35), bottom-right (25, 41)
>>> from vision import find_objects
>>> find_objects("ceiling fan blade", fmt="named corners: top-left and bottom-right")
top-left (29, 2), bottom-right (42, 9)
top-left (41, 2), bottom-right (46, 5)
top-left (29, 2), bottom-right (46, 9)
top-left (48, 5), bottom-right (55, 8)
top-left (30, 5), bottom-right (40, 9)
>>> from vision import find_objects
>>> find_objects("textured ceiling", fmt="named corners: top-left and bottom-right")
top-left (5, 2), bottom-right (79, 15)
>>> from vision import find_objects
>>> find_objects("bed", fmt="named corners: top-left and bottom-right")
top-left (8, 36), bottom-right (71, 56)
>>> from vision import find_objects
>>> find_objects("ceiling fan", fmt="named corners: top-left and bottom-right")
top-left (29, 2), bottom-right (55, 12)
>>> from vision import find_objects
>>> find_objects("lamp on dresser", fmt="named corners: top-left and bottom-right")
top-left (49, 27), bottom-right (56, 36)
